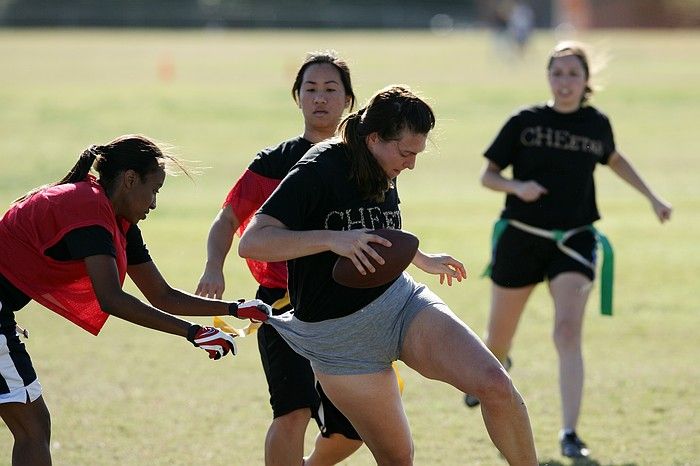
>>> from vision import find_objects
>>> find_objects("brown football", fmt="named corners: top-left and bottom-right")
top-left (332, 229), bottom-right (419, 289)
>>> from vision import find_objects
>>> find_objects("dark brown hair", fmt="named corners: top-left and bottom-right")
top-left (14, 134), bottom-right (187, 203)
top-left (338, 85), bottom-right (435, 202)
top-left (292, 50), bottom-right (356, 111)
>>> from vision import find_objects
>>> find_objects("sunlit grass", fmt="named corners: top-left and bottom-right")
top-left (0, 28), bottom-right (698, 465)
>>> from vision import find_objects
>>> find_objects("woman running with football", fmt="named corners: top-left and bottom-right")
top-left (465, 41), bottom-right (672, 458)
top-left (196, 50), bottom-right (365, 465)
top-left (239, 85), bottom-right (538, 465)
top-left (0, 134), bottom-right (266, 466)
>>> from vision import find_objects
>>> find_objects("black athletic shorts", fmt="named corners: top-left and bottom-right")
top-left (490, 225), bottom-right (597, 288)
top-left (0, 299), bottom-right (39, 402)
top-left (255, 286), bottom-right (361, 440)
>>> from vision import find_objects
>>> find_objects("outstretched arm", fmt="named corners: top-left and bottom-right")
top-left (129, 260), bottom-right (231, 317)
top-left (412, 249), bottom-right (467, 286)
top-left (87, 255), bottom-right (252, 360)
top-left (196, 205), bottom-right (240, 299)
top-left (607, 150), bottom-right (672, 223)
top-left (87, 255), bottom-right (194, 336)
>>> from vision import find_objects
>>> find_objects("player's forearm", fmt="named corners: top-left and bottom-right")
top-left (239, 223), bottom-right (334, 262)
top-left (412, 249), bottom-right (429, 269)
top-left (481, 168), bottom-right (520, 194)
top-left (608, 152), bottom-right (657, 201)
top-left (205, 217), bottom-right (236, 270)
top-left (152, 286), bottom-right (230, 317)
top-left (100, 290), bottom-right (192, 337)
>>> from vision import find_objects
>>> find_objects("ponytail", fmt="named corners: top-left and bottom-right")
top-left (13, 144), bottom-right (100, 204)
top-left (57, 145), bottom-right (101, 185)
top-left (339, 108), bottom-right (392, 202)
top-left (12, 134), bottom-right (187, 205)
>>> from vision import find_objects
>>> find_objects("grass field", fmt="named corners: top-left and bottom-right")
top-left (0, 28), bottom-right (698, 465)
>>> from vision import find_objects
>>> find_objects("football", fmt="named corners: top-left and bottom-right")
top-left (332, 229), bottom-right (419, 289)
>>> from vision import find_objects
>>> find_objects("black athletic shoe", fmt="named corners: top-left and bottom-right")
top-left (560, 431), bottom-right (590, 458)
top-left (463, 357), bottom-right (512, 408)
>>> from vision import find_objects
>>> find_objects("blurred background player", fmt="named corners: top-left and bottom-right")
top-left (0, 134), bottom-right (268, 466)
top-left (508, 1), bottom-right (535, 57)
top-left (196, 51), bottom-right (364, 465)
top-left (490, 0), bottom-right (535, 59)
top-left (465, 41), bottom-right (672, 458)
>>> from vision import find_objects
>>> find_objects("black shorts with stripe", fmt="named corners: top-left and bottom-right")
top-left (491, 225), bottom-right (597, 287)
top-left (0, 274), bottom-right (38, 399)
top-left (0, 326), bottom-right (38, 398)
top-left (256, 286), bottom-right (360, 440)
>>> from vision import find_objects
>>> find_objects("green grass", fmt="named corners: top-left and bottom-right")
top-left (0, 28), bottom-right (698, 465)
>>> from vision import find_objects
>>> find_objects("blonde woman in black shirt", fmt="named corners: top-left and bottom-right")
top-left (466, 42), bottom-right (672, 458)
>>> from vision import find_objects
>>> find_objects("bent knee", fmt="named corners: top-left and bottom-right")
top-left (376, 444), bottom-right (414, 466)
top-left (5, 410), bottom-right (51, 444)
top-left (474, 365), bottom-right (515, 403)
top-left (271, 407), bottom-right (311, 430)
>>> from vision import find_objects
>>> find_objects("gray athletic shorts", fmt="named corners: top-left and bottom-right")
top-left (267, 272), bottom-right (444, 375)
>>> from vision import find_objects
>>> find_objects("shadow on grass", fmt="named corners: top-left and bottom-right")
top-left (540, 458), bottom-right (638, 466)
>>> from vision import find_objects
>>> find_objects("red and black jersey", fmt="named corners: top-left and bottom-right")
top-left (224, 136), bottom-right (313, 289)
top-left (0, 176), bottom-right (129, 335)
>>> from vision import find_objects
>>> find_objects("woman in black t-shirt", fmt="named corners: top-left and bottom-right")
top-left (240, 86), bottom-right (538, 465)
top-left (469, 42), bottom-right (672, 458)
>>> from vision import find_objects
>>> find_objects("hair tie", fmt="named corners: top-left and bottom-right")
top-left (357, 107), bottom-right (367, 124)
top-left (86, 145), bottom-right (103, 160)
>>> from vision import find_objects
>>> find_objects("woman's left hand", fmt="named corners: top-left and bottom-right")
top-left (651, 196), bottom-right (673, 223)
top-left (413, 251), bottom-right (467, 286)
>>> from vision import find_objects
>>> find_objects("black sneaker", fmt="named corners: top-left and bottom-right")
top-left (463, 357), bottom-right (512, 408)
top-left (560, 431), bottom-right (590, 458)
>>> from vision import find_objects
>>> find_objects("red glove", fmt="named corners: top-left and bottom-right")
top-left (228, 299), bottom-right (273, 323)
top-left (187, 325), bottom-right (237, 360)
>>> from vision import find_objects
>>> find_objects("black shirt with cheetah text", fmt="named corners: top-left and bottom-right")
top-left (259, 140), bottom-right (401, 322)
top-left (484, 104), bottom-right (615, 229)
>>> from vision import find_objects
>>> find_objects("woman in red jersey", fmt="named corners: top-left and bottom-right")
top-left (0, 134), bottom-right (269, 466)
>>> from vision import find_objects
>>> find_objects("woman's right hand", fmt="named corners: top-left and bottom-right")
top-left (514, 180), bottom-right (548, 202)
top-left (187, 325), bottom-right (237, 360)
top-left (195, 268), bottom-right (225, 299)
top-left (329, 229), bottom-right (392, 275)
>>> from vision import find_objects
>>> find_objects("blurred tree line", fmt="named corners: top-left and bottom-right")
top-left (0, 0), bottom-right (697, 28)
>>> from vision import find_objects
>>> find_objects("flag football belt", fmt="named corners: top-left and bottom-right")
top-left (213, 292), bottom-right (406, 393)
top-left (213, 293), bottom-right (291, 337)
top-left (482, 218), bottom-right (614, 316)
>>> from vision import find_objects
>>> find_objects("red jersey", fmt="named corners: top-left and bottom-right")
top-left (225, 136), bottom-right (313, 289)
top-left (0, 176), bottom-right (129, 335)
top-left (225, 169), bottom-right (287, 289)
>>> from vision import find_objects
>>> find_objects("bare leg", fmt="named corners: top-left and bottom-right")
top-left (304, 433), bottom-right (363, 466)
top-left (265, 408), bottom-right (311, 466)
top-left (548, 272), bottom-right (591, 432)
top-left (401, 306), bottom-right (538, 465)
top-left (484, 284), bottom-right (536, 362)
top-left (315, 369), bottom-right (413, 466)
top-left (0, 395), bottom-right (52, 466)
